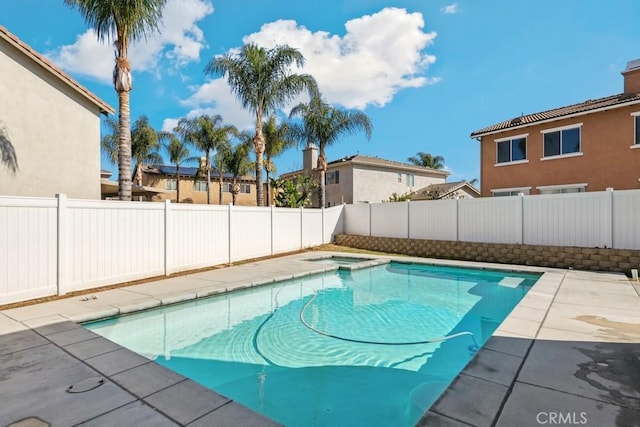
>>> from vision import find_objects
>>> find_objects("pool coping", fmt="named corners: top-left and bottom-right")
top-left (2, 251), bottom-right (639, 426)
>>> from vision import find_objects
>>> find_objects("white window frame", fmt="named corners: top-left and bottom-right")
top-left (223, 182), bottom-right (232, 193)
top-left (536, 183), bottom-right (587, 194)
top-left (406, 174), bottom-right (415, 187)
top-left (631, 112), bottom-right (640, 149)
top-left (166, 179), bottom-right (177, 190)
top-left (194, 180), bottom-right (207, 192)
top-left (240, 183), bottom-right (251, 194)
top-left (540, 123), bottom-right (583, 160)
top-left (494, 133), bottom-right (529, 166)
top-left (490, 186), bottom-right (531, 197)
top-left (397, 173), bottom-right (402, 183)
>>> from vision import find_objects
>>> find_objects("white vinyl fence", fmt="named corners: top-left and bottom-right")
top-left (0, 195), bottom-right (344, 305)
top-left (344, 188), bottom-right (640, 250)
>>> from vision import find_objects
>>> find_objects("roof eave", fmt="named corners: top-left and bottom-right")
top-left (0, 25), bottom-right (115, 115)
top-left (470, 98), bottom-right (640, 139)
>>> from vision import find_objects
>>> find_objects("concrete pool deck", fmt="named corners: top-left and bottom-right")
top-left (1, 252), bottom-right (639, 426)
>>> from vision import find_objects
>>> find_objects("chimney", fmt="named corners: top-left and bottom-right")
top-left (622, 59), bottom-right (640, 93)
top-left (302, 143), bottom-right (318, 177)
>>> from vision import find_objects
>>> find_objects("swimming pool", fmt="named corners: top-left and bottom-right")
top-left (85, 262), bottom-right (540, 426)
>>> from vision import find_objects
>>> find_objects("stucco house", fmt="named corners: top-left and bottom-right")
top-left (0, 25), bottom-right (114, 199)
top-left (471, 60), bottom-right (640, 197)
top-left (281, 144), bottom-right (449, 206)
top-left (141, 164), bottom-right (258, 205)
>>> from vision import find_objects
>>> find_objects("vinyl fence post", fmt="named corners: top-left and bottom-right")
top-left (519, 193), bottom-right (525, 245)
top-left (164, 200), bottom-right (171, 276)
top-left (606, 188), bottom-right (614, 248)
top-left (406, 200), bottom-right (411, 239)
top-left (300, 206), bottom-right (304, 249)
top-left (56, 194), bottom-right (67, 296)
top-left (322, 206), bottom-right (326, 244)
top-left (228, 203), bottom-right (232, 264)
top-left (270, 205), bottom-right (275, 256)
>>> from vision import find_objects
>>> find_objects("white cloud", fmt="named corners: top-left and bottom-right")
top-left (48, 0), bottom-right (213, 83)
top-left (241, 8), bottom-right (438, 109)
top-left (174, 7), bottom-right (439, 132)
top-left (441, 4), bottom-right (459, 14)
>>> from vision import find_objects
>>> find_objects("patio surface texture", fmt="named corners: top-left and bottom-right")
top-left (1, 251), bottom-right (639, 427)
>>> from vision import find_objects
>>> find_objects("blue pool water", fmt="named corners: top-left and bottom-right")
top-left (85, 262), bottom-right (540, 426)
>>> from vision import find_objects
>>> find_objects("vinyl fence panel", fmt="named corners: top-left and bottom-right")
top-left (169, 204), bottom-right (230, 273)
top-left (523, 192), bottom-right (610, 248)
top-left (409, 199), bottom-right (458, 241)
top-left (273, 207), bottom-right (303, 253)
top-left (302, 208), bottom-right (323, 247)
top-left (613, 190), bottom-right (640, 250)
top-left (0, 196), bottom-right (57, 305)
top-left (370, 202), bottom-right (409, 238)
top-left (229, 206), bottom-right (271, 262)
top-left (323, 205), bottom-right (345, 243)
top-left (61, 199), bottom-right (165, 293)
top-left (344, 203), bottom-right (370, 236)
top-left (458, 196), bottom-right (522, 244)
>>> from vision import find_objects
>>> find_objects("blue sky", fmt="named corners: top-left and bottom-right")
top-left (4, 1), bottom-right (640, 183)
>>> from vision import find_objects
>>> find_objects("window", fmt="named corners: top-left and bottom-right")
top-left (496, 135), bottom-right (527, 164)
top-left (633, 113), bottom-right (640, 147)
top-left (491, 187), bottom-right (530, 197)
top-left (326, 170), bottom-right (340, 185)
top-left (240, 184), bottom-right (251, 194)
top-left (397, 173), bottom-right (402, 183)
top-left (542, 125), bottom-right (581, 158)
top-left (223, 182), bottom-right (232, 193)
top-left (194, 181), bottom-right (207, 192)
top-left (223, 183), bottom-right (251, 193)
top-left (406, 174), bottom-right (415, 187)
top-left (166, 179), bottom-right (177, 190)
top-left (537, 184), bottom-right (586, 195)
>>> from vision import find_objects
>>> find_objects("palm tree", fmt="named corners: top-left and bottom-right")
top-left (162, 133), bottom-right (196, 203)
top-left (102, 116), bottom-right (162, 186)
top-left (206, 43), bottom-right (317, 206)
top-left (225, 141), bottom-right (252, 205)
top-left (174, 115), bottom-right (237, 204)
top-left (65, 0), bottom-right (167, 200)
top-left (212, 140), bottom-right (232, 204)
top-left (407, 152), bottom-right (446, 170)
top-left (289, 94), bottom-right (372, 208)
top-left (263, 115), bottom-right (295, 206)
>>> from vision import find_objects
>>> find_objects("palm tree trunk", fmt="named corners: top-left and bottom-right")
top-left (205, 150), bottom-right (211, 205)
top-left (117, 90), bottom-right (132, 201)
top-left (254, 111), bottom-right (265, 206)
top-left (232, 179), bottom-right (238, 205)
top-left (318, 150), bottom-right (327, 208)
top-left (176, 166), bottom-right (180, 203)
top-left (265, 168), bottom-right (271, 207)
top-left (218, 174), bottom-right (223, 204)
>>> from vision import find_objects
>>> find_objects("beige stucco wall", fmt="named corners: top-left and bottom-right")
top-left (0, 39), bottom-right (102, 199)
top-left (143, 174), bottom-right (257, 206)
top-left (352, 165), bottom-right (445, 203)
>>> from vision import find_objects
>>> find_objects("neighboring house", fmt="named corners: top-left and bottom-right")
top-left (0, 25), bottom-right (114, 199)
top-left (282, 144), bottom-right (449, 206)
top-left (100, 169), bottom-right (169, 201)
top-left (141, 164), bottom-right (258, 205)
top-left (411, 181), bottom-right (480, 201)
top-left (471, 60), bottom-right (640, 197)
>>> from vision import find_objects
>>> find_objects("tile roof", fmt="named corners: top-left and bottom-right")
top-left (0, 25), bottom-right (114, 115)
top-left (327, 154), bottom-right (450, 176)
top-left (413, 180), bottom-right (480, 199)
top-left (470, 92), bottom-right (640, 138)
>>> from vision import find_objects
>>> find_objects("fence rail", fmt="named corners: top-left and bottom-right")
top-left (0, 195), bottom-right (344, 305)
top-left (344, 189), bottom-right (640, 251)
